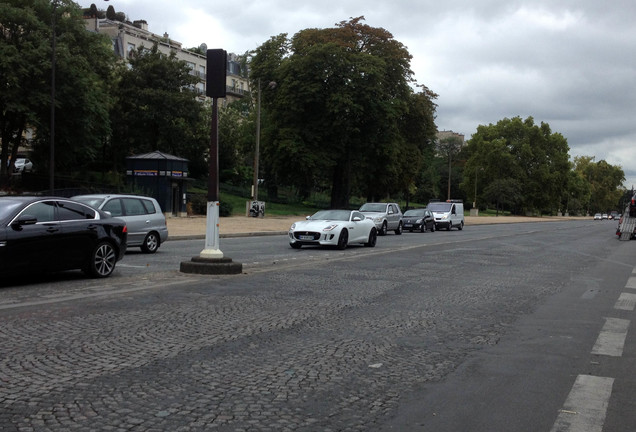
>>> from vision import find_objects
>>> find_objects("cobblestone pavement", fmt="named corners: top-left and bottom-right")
top-left (0, 225), bottom-right (591, 431)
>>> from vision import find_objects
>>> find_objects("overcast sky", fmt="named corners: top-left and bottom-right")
top-left (78, 0), bottom-right (636, 189)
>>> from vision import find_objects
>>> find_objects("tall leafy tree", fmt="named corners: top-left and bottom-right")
top-left (217, 99), bottom-right (254, 184)
top-left (0, 0), bottom-right (114, 185)
top-left (109, 44), bottom-right (206, 171)
top-left (573, 156), bottom-right (625, 213)
top-left (437, 136), bottom-right (464, 201)
top-left (395, 87), bottom-right (438, 207)
top-left (563, 166), bottom-right (591, 215)
top-left (462, 116), bottom-right (570, 214)
top-left (0, 0), bottom-right (48, 183)
top-left (250, 17), bottom-right (436, 208)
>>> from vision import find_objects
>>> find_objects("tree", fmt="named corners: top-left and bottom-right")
top-left (105, 5), bottom-right (116, 20)
top-left (109, 44), bottom-right (206, 172)
top-left (437, 136), bottom-right (463, 201)
top-left (563, 167), bottom-right (590, 215)
top-left (0, 0), bottom-right (116, 187)
top-left (217, 100), bottom-right (254, 185)
top-left (87, 3), bottom-right (99, 18)
top-left (573, 156), bottom-right (625, 213)
top-left (462, 116), bottom-right (570, 214)
top-left (483, 178), bottom-right (523, 215)
top-left (250, 17), bottom-right (437, 208)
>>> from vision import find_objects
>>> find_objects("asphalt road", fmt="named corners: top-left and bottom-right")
top-left (0, 220), bottom-right (634, 431)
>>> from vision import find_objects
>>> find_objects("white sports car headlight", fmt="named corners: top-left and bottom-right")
top-left (290, 223), bottom-right (296, 230)
top-left (323, 224), bottom-right (339, 231)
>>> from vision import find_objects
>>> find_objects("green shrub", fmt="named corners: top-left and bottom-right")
top-left (219, 201), bottom-right (233, 217)
top-left (188, 194), bottom-right (207, 215)
top-left (188, 193), bottom-right (233, 217)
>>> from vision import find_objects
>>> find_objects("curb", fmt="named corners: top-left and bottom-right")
top-left (167, 230), bottom-right (288, 241)
top-left (166, 217), bottom-right (589, 242)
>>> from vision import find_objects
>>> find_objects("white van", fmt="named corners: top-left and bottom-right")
top-left (427, 200), bottom-right (464, 231)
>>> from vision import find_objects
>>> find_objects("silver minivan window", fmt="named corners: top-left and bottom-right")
top-left (103, 199), bottom-right (124, 217)
top-left (141, 199), bottom-right (157, 214)
top-left (122, 198), bottom-right (146, 216)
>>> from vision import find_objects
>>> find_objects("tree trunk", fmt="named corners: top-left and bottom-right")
top-left (330, 156), bottom-right (351, 209)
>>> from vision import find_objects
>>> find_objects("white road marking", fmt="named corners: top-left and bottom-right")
top-left (591, 317), bottom-right (630, 357)
top-left (614, 292), bottom-right (636, 311)
top-left (117, 263), bottom-right (152, 268)
top-left (626, 276), bottom-right (636, 289)
top-left (0, 278), bottom-right (198, 310)
top-left (550, 375), bottom-right (614, 432)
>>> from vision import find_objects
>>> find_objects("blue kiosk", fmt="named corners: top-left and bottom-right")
top-left (125, 151), bottom-right (189, 217)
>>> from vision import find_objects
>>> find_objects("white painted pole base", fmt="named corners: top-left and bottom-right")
top-left (200, 201), bottom-right (224, 259)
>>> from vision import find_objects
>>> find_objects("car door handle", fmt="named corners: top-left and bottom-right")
top-left (87, 224), bottom-right (98, 230)
top-left (46, 227), bottom-right (59, 233)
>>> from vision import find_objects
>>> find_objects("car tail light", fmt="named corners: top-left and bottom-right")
top-left (123, 225), bottom-right (128, 233)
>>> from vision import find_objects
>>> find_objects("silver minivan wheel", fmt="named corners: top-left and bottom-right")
top-left (141, 232), bottom-right (160, 253)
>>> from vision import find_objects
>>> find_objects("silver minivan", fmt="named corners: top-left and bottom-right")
top-left (73, 194), bottom-right (168, 253)
top-left (359, 202), bottom-right (403, 235)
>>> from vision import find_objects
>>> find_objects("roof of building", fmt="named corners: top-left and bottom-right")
top-left (126, 151), bottom-right (189, 161)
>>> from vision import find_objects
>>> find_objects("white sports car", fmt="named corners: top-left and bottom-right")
top-left (288, 209), bottom-right (378, 249)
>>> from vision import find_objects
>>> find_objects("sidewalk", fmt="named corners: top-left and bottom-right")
top-left (166, 214), bottom-right (589, 240)
top-left (166, 215), bottom-right (300, 239)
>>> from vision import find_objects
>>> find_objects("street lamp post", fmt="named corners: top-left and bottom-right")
top-left (472, 167), bottom-right (483, 216)
top-left (473, 168), bottom-right (478, 209)
top-left (250, 79), bottom-right (275, 215)
top-left (447, 153), bottom-right (451, 201)
top-left (50, 0), bottom-right (60, 195)
top-left (252, 78), bottom-right (261, 202)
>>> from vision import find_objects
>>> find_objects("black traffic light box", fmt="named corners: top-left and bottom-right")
top-left (206, 49), bottom-right (227, 98)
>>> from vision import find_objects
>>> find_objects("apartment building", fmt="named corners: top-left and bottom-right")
top-left (83, 16), bottom-right (249, 104)
top-left (437, 130), bottom-right (465, 145)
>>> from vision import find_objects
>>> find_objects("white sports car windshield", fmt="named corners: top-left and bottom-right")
top-left (311, 210), bottom-right (351, 221)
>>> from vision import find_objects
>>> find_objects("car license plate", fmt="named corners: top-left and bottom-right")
top-left (404, 224), bottom-right (412, 228)
top-left (299, 235), bottom-right (314, 240)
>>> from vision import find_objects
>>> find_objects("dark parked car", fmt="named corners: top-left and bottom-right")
top-left (0, 196), bottom-right (127, 278)
top-left (402, 208), bottom-right (435, 232)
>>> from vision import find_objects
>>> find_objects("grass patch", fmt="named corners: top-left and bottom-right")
top-left (470, 208), bottom-right (511, 217)
top-left (220, 192), bottom-right (321, 216)
top-left (212, 187), bottom-right (432, 217)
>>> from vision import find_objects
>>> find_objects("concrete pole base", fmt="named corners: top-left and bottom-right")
top-left (180, 256), bottom-right (243, 275)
